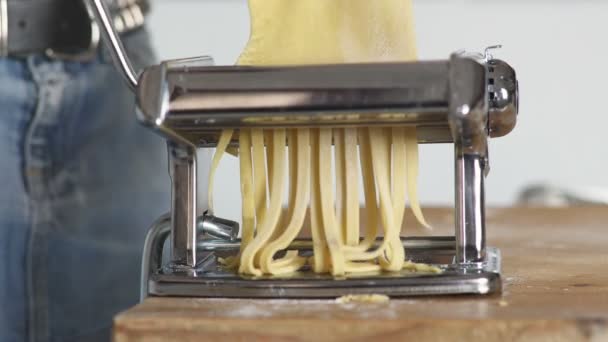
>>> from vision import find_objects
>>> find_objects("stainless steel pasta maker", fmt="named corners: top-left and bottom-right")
top-left (90, 0), bottom-right (519, 299)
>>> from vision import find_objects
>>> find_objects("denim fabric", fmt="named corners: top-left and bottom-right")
top-left (0, 28), bottom-right (170, 342)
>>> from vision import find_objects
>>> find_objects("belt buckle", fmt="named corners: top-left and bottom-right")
top-left (45, 26), bottom-right (100, 62)
top-left (45, 1), bottom-right (100, 62)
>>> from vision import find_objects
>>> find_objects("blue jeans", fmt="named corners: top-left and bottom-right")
top-left (0, 29), bottom-right (170, 342)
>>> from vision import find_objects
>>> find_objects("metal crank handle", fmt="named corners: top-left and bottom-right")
top-left (87, 0), bottom-right (138, 91)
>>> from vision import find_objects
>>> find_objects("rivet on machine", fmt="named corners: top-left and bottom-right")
top-left (89, 0), bottom-right (519, 299)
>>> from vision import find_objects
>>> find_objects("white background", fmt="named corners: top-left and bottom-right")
top-left (145, 0), bottom-right (608, 221)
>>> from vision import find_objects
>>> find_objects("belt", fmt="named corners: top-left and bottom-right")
top-left (0, 0), bottom-right (150, 60)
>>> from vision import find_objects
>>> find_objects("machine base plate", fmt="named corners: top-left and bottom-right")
top-left (148, 237), bottom-right (501, 298)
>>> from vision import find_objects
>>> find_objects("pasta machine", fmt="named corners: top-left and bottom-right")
top-left (90, 0), bottom-right (519, 299)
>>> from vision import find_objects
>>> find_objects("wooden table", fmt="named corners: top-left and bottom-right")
top-left (113, 207), bottom-right (608, 341)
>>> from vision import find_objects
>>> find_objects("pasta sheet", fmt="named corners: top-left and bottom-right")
top-left (210, 0), bottom-right (434, 276)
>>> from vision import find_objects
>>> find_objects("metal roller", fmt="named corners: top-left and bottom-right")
top-left (136, 57), bottom-right (517, 147)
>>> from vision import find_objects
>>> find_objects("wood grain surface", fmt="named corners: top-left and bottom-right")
top-left (113, 207), bottom-right (608, 342)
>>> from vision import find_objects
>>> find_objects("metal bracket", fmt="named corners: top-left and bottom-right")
top-left (448, 54), bottom-right (489, 264)
top-left (168, 142), bottom-right (198, 267)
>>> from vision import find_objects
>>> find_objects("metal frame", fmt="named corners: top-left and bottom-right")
top-left (141, 217), bottom-right (502, 299)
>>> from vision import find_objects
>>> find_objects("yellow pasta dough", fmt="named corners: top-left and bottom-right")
top-left (336, 294), bottom-right (390, 304)
top-left (211, 0), bottom-right (433, 276)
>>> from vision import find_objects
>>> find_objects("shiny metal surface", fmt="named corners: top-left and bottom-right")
top-left (133, 56), bottom-right (519, 148)
top-left (140, 213), bottom-right (170, 301)
top-left (135, 61), bottom-right (453, 145)
top-left (195, 236), bottom-right (458, 252)
top-left (455, 153), bottom-right (486, 263)
top-left (164, 61), bottom-right (449, 118)
top-left (141, 217), bottom-right (501, 298)
top-left (199, 212), bottom-right (239, 241)
top-left (89, 0), bottom-right (139, 90)
top-left (150, 268), bottom-right (500, 298)
top-left (484, 45), bottom-right (503, 61)
top-left (448, 55), bottom-right (488, 156)
top-left (168, 143), bottom-right (198, 267)
top-left (192, 126), bottom-right (453, 147)
top-left (447, 55), bottom-right (488, 264)
top-left (488, 59), bottom-right (518, 137)
top-left (141, 213), bottom-right (240, 300)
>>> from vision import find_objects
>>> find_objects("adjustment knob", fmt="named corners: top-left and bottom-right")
top-left (487, 59), bottom-right (519, 138)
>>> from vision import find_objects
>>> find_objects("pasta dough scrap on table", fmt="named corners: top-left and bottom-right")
top-left (211, 0), bottom-right (437, 277)
top-left (336, 294), bottom-right (391, 304)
